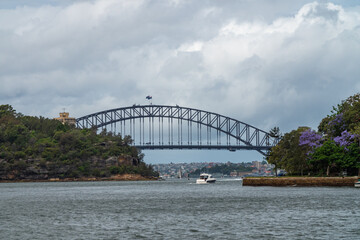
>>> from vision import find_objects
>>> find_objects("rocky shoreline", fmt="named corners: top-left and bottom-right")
top-left (243, 176), bottom-right (359, 187)
top-left (0, 174), bottom-right (158, 183)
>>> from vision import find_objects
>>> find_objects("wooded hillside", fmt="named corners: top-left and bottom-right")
top-left (0, 105), bottom-right (158, 180)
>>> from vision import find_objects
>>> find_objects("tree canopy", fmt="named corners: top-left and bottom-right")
top-left (267, 93), bottom-right (360, 176)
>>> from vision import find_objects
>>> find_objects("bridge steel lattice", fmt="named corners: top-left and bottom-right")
top-left (76, 105), bottom-right (279, 155)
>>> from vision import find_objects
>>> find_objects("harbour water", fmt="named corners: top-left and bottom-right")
top-left (1, 179), bottom-right (359, 239)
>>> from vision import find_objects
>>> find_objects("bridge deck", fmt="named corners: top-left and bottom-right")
top-left (134, 145), bottom-right (271, 151)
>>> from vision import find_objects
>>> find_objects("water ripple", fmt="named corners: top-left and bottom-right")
top-left (1, 180), bottom-right (359, 239)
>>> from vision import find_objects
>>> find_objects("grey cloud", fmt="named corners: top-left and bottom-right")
top-left (1, 0), bottom-right (360, 136)
top-left (299, 2), bottom-right (340, 22)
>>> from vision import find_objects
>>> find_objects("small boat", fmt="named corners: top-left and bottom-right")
top-left (196, 173), bottom-right (216, 184)
top-left (355, 179), bottom-right (360, 188)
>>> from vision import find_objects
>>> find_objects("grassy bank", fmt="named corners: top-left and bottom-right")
top-left (243, 176), bottom-right (358, 186)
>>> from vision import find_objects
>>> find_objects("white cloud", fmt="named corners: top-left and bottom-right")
top-left (178, 41), bottom-right (203, 52)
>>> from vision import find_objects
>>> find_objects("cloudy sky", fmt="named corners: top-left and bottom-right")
top-left (1, 0), bottom-right (360, 163)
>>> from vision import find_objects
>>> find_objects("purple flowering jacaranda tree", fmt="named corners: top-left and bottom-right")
top-left (333, 130), bottom-right (356, 147)
top-left (327, 113), bottom-right (347, 137)
top-left (299, 129), bottom-right (323, 149)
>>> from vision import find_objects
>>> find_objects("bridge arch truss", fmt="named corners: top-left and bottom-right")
top-left (76, 105), bottom-right (278, 155)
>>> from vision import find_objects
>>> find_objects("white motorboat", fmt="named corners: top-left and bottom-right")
top-left (196, 173), bottom-right (216, 184)
top-left (355, 179), bottom-right (360, 188)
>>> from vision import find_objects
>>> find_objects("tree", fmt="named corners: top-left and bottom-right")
top-left (269, 126), bottom-right (282, 139)
top-left (299, 129), bottom-right (323, 152)
top-left (309, 140), bottom-right (341, 176)
top-left (266, 144), bottom-right (284, 176)
top-left (343, 143), bottom-right (360, 176)
top-left (313, 93), bottom-right (360, 175)
top-left (0, 104), bottom-right (16, 118)
top-left (267, 127), bottom-right (310, 176)
top-left (308, 135), bottom-right (360, 176)
top-left (319, 93), bottom-right (360, 137)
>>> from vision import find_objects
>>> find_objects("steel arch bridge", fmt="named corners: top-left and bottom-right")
top-left (76, 105), bottom-right (279, 155)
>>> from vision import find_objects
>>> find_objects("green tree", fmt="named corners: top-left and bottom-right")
top-left (267, 127), bottom-right (310, 176)
top-left (266, 143), bottom-right (284, 176)
top-left (309, 140), bottom-right (341, 176)
top-left (269, 126), bottom-right (282, 139)
top-left (0, 104), bottom-right (16, 117)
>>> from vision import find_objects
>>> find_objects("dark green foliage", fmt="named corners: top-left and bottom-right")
top-left (267, 127), bottom-right (310, 176)
top-left (0, 104), bottom-right (16, 118)
top-left (309, 140), bottom-right (342, 175)
top-left (309, 141), bottom-right (360, 176)
top-left (0, 105), bottom-right (158, 179)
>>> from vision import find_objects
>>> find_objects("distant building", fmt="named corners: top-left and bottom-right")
top-left (252, 161), bottom-right (261, 169)
top-left (178, 168), bottom-right (182, 178)
top-left (54, 112), bottom-right (76, 125)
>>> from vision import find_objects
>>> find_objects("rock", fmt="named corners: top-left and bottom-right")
top-left (105, 157), bottom-right (118, 167)
top-left (118, 155), bottom-right (139, 166)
